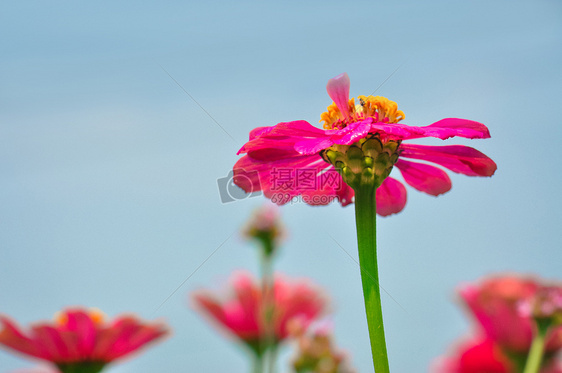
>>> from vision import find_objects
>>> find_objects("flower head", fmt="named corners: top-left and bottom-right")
top-left (460, 276), bottom-right (562, 353)
top-left (234, 73), bottom-right (496, 215)
top-left (0, 308), bottom-right (169, 372)
top-left (192, 271), bottom-right (327, 354)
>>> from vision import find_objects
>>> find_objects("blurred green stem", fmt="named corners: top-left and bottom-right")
top-left (523, 319), bottom-right (551, 373)
top-left (252, 354), bottom-right (264, 373)
top-left (56, 362), bottom-right (105, 373)
top-left (267, 344), bottom-right (279, 373)
top-left (260, 250), bottom-right (277, 373)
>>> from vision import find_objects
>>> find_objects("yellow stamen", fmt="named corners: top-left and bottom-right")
top-left (54, 308), bottom-right (106, 326)
top-left (88, 309), bottom-right (106, 325)
top-left (357, 95), bottom-right (405, 124)
top-left (320, 99), bottom-right (357, 130)
top-left (55, 312), bottom-right (68, 326)
top-left (320, 96), bottom-right (405, 130)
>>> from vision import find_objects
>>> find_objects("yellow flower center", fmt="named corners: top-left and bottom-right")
top-left (320, 96), bottom-right (405, 130)
top-left (55, 308), bottom-right (106, 326)
top-left (88, 309), bottom-right (106, 325)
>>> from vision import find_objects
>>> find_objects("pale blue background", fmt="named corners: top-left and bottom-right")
top-left (1, 1), bottom-right (561, 372)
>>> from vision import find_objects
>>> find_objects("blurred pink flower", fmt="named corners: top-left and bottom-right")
top-left (192, 271), bottom-right (327, 351)
top-left (460, 276), bottom-right (562, 353)
top-left (0, 308), bottom-right (169, 371)
top-left (433, 336), bottom-right (562, 373)
top-left (234, 72), bottom-right (496, 216)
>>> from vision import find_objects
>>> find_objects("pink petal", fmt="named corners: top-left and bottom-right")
top-left (31, 325), bottom-right (71, 362)
top-left (0, 317), bottom-right (45, 360)
top-left (295, 165), bottom-right (350, 206)
top-left (395, 159), bottom-right (451, 196)
top-left (91, 326), bottom-right (121, 360)
top-left (234, 153), bottom-right (319, 192)
top-left (231, 274), bottom-right (260, 321)
top-left (329, 119), bottom-right (373, 145)
top-left (326, 73), bottom-right (351, 118)
top-left (242, 138), bottom-right (306, 160)
top-left (64, 310), bottom-right (96, 359)
top-left (192, 294), bottom-right (229, 328)
top-left (192, 273), bottom-right (261, 341)
top-left (238, 120), bottom-right (329, 158)
top-left (234, 154), bottom-right (340, 205)
top-left (248, 126), bottom-right (274, 140)
top-left (92, 315), bottom-right (168, 362)
top-left (294, 119), bottom-right (373, 154)
top-left (370, 118), bottom-right (491, 141)
top-left (433, 336), bottom-right (513, 373)
top-left (421, 118), bottom-right (491, 139)
top-left (294, 138), bottom-right (334, 155)
top-left (99, 319), bottom-right (138, 360)
top-left (370, 122), bottom-right (427, 139)
top-left (335, 182), bottom-right (354, 207)
top-left (400, 144), bottom-right (497, 177)
top-left (105, 322), bottom-right (167, 360)
top-left (376, 177), bottom-right (407, 216)
top-left (228, 274), bottom-right (261, 338)
top-left (265, 120), bottom-right (326, 138)
top-left (299, 186), bottom-right (342, 206)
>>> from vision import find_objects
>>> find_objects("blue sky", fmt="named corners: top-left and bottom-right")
top-left (1, 1), bottom-right (561, 372)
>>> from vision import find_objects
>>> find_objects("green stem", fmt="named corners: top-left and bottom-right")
top-left (56, 362), bottom-right (106, 373)
top-left (523, 319), bottom-right (550, 373)
top-left (260, 252), bottom-right (277, 373)
top-left (353, 185), bottom-right (390, 373)
top-left (252, 353), bottom-right (265, 373)
top-left (267, 344), bottom-right (278, 373)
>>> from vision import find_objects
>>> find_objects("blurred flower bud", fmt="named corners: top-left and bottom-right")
top-left (528, 286), bottom-right (562, 325)
top-left (291, 321), bottom-right (355, 373)
top-left (242, 204), bottom-right (286, 256)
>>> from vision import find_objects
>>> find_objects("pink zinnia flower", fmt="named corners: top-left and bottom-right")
top-left (460, 276), bottom-right (562, 353)
top-left (192, 271), bottom-right (327, 353)
top-left (0, 308), bottom-right (169, 373)
top-left (433, 336), bottom-right (562, 373)
top-left (234, 73), bottom-right (496, 215)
